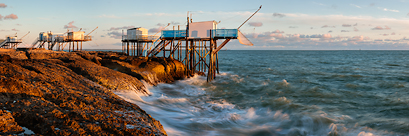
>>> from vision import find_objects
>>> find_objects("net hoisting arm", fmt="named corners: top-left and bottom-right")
top-left (86, 27), bottom-right (98, 36)
top-left (237, 5), bottom-right (262, 29)
top-left (20, 31), bottom-right (30, 39)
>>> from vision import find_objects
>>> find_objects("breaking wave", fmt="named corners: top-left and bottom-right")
top-left (115, 50), bottom-right (409, 135)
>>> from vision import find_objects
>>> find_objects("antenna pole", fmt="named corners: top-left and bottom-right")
top-left (238, 5), bottom-right (262, 29)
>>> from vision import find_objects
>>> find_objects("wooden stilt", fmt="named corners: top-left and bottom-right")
top-left (127, 42), bottom-right (129, 55)
top-left (137, 42), bottom-right (139, 56)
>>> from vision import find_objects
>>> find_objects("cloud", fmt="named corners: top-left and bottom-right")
top-left (372, 25), bottom-right (391, 30)
top-left (255, 31), bottom-right (285, 39)
top-left (108, 26), bottom-right (135, 31)
top-left (289, 26), bottom-right (298, 28)
top-left (321, 25), bottom-right (335, 28)
top-left (350, 4), bottom-right (361, 8)
top-left (4, 14), bottom-right (18, 20)
top-left (16, 24), bottom-right (21, 26)
top-left (342, 24), bottom-right (352, 27)
top-left (107, 31), bottom-right (122, 39)
top-left (273, 13), bottom-right (286, 18)
top-left (328, 30), bottom-right (333, 33)
top-left (171, 21), bottom-right (180, 25)
top-left (276, 14), bottom-right (408, 29)
top-left (372, 26), bottom-right (383, 30)
top-left (64, 21), bottom-right (78, 29)
top-left (0, 3), bottom-right (6, 8)
top-left (11, 28), bottom-right (18, 31)
top-left (321, 33), bottom-right (332, 39)
top-left (272, 29), bottom-right (284, 33)
top-left (378, 7), bottom-right (399, 12)
top-left (341, 30), bottom-right (349, 32)
top-left (0, 14), bottom-right (3, 20)
top-left (401, 37), bottom-right (409, 41)
top-left (348, 36), bottom-right (370, 42)
top-left (354, 27), bottom-right (359, 32)
top-left (353, 23), bottom-right (358, 26)
top-left (312, 2), bottom-right (337, 9)
top-left (391, 32), bottom-right (396, 35)
top-left (313, 2), bottom-right (326, 6)
top-left (156, 23), bottom-right (166, 26)
top-left (131, 12), bottom-right (186, 18)
top-left (369, 3), bottom-right (375, 7)
top-left (382, 39), bottom-right (400, 42)
top-left (244, 29), bottom-right (409, 49)
top-left (149, 26), bottom-right (166, 33)
top-left (98, 14), bottom-right (122, 19)
top-left (248, 22), bottom-right (263, 27)
top-left (299, 34), bottom-right (332, 39)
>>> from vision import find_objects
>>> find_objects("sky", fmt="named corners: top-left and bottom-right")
top-left (1, 0), bottom-right (409, 50)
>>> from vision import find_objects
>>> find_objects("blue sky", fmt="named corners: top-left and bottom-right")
top-left (1, 0), bottom-right (409, 50)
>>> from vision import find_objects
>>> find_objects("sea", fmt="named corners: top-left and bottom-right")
top-left (112, 50), bottom-right (409, 136)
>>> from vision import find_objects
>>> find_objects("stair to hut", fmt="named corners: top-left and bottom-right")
top-left (147, 40), bottom-right (165, 56)
top-left (0, 40), bottom-right (7, 48)
top-left (31, 38), bottom-right (39, 48)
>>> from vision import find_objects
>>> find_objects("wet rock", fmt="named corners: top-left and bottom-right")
top-left (100, 56), bottom-right (186, 85)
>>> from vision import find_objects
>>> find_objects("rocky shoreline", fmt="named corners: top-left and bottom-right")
top-left (0, 48), bottom-right (188, 135)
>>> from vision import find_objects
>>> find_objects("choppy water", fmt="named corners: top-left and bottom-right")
top-left (116, 50), bottom-right (409, 136)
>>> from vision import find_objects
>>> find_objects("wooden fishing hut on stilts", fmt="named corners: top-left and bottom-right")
top-left (154, 21), bottom-right (239, 82)
top-left (33, 32), bottom-right (66, 50)
top-left (121, 27), bottom-right (160, 56)
top-left (30, 27), bottom-right (98, 51)
top-left (0, 36), bottom-right (22, 49)
top-left (122, 6), bottom-right (261, 82)
top-left (0, 32), bottom-right (30, 49)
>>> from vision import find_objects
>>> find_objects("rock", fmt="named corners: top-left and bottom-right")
top-left (10, 51), bottom-right (28, 60)
top-left (0, 50), bottom-right (188, 135)
top-left (74, 51), bottom-right (102, 65)
top-left (0, 48), bottom-right (15, 53)
top-left (0, 49), bottom-right (28, 59)
top-left (100, 56), bottom-right (186, 85)
top-left (26, 49), bottom-right (82, 60)
top-left (0, 110), bottom-right (24, 135)
top-left (61, 57), bottom-right (147, 95)
top-left (0, 54), bottom-right (11, 62)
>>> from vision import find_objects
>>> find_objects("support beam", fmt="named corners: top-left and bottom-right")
top-left (214, 39), bottom-right (231, 53)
